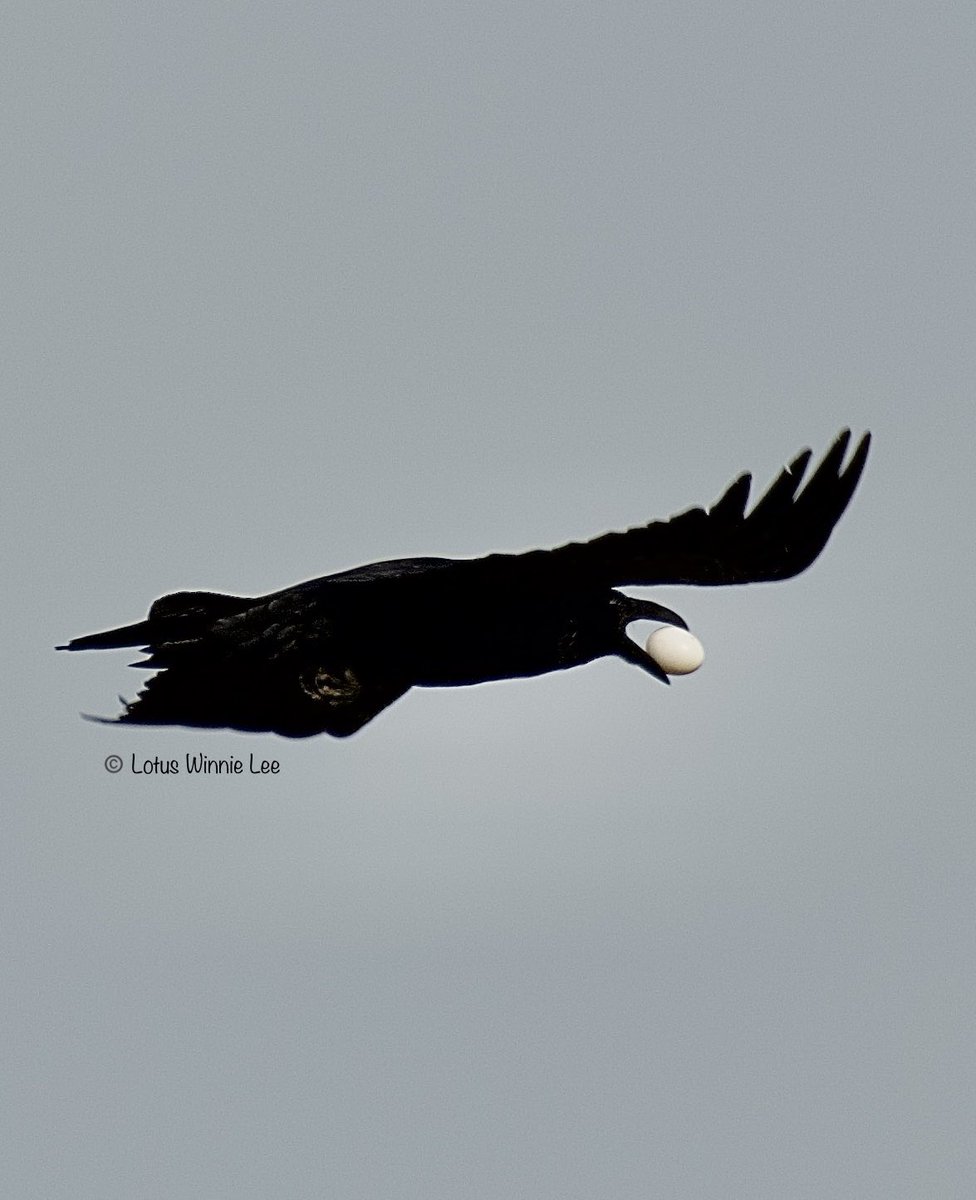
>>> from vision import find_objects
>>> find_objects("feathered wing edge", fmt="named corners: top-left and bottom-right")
top-left (546, 429), bottom-right (870, 588)
top-left (100, 659), bottom-right (409, 738)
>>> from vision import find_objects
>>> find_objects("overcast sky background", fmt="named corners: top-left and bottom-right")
top-left (4, 3), bottom-right (975, 1197)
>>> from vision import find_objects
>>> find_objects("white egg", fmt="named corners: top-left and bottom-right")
top-left (645, 626), bottom-right (705, 675)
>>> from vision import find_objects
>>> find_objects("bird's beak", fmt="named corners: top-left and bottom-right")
top-left (640, 653), bottom-right (672, 685)
top-left (629, 601), bottom-right (688, 630)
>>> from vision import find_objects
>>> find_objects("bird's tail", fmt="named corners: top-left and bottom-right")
top-left (57, 590), bottom-right (251, 652)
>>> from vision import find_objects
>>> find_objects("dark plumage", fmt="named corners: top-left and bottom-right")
top-left (59, 430), bottom-right (870, 738)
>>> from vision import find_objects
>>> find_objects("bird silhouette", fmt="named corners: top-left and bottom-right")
top-left (60, 430), bottom-right (870, 737)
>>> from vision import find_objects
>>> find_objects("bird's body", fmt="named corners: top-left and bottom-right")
top-left (60, 430), bottom-right (870, 738)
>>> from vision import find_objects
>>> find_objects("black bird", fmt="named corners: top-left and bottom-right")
top-left (59, 430), bottom-right (870, 738)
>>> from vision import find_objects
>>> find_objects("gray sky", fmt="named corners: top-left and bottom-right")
top-left (4, 3), bottom-right (975, 1197)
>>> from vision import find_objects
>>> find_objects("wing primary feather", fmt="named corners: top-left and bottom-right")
top-left (708, 473), bottom-right (751, 522)
top-left (545, 429), bottom-right (870, 588)
top-left (795, 429), bottom-right (851, 503)
top-left (743, 448), bottom-right (812, 525)
top-left (788, 448), bottom-right (814, 475)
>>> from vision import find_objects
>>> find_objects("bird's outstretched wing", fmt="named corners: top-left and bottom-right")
top-left (541, 429), bottom-right (870, 587)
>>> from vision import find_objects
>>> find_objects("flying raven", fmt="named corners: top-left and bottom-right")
top-left (60, 430), bottom-right (870, 738)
